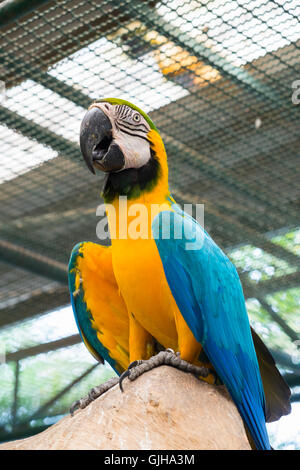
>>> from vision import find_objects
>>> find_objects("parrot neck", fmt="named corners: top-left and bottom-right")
top-left (102, 129), bottom-right (170, 205)
top-left (103, 129), bottom-right (172, 241)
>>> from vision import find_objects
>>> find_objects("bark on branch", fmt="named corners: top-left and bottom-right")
top-left (0, 366), bottom-right (251, 450)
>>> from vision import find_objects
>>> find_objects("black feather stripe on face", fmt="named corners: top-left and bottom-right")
top-left (115, 125), bottom-right (150, 142)
top-left (102, 148), bottom-right (160, 203)
top-left (114, 104), bottom-right (149, 140)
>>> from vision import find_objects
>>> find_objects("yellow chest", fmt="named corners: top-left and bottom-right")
top-left (112, 237), bottom-right (178, 349)
top-left (107, 198), bottom-right (178, 349)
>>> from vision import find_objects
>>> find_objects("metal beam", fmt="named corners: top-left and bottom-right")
top-left (246, 271), bottom-right (300, 298)
top-left (0, 0), bottom-right (51, 29)
top-left (0, 240), bottom-right (67, 284)
top-left (0, 105), bottom-right (82, 162)
top-left (257, 297), bottom-right (299, 343)
top-left (291, 393), bottom-right (300, 403)
top-left (11, 361), bottom-right (20, 430)
top-left (1, 59), bottom-right (90, 108)
top-left (0, 286), bottom-right (69, 328)
top-left (270, 348), bottom-right (300, 376)
top-left (0, 424), bottom-right (50, 444)
top-left (25, 363), bottom-right (99, 422)
top-left (6, 334), bottom-right (81, 362)
top-left (29, 71), bottom-right (90, 110)
top-left (283, 374), bottom-right (300, 388)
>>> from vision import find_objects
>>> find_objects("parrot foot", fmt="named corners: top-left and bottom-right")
top-left (70, 375), bottom-right (119, 416)
top-left (119, 349), bottom-right (210, 392)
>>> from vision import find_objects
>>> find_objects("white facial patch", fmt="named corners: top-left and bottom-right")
top-left (115, 131), bottom-right (151, 169)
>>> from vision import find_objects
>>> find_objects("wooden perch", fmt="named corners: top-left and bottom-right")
top-left (0, 366), bottom-right (251, 450)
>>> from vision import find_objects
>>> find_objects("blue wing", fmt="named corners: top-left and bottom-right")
top-left (152, 205), bottom-right (270, 450)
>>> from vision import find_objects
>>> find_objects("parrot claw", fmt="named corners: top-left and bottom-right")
top-left (119, 360), bottom-right (144, 392)
top-left (69, 400), bottom-right (81, 417)
top-left (118, 349), bottom-right (211, 392)
top-left (69, 376), bottom-right (119, 416)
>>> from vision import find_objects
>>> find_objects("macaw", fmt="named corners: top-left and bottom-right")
top-left (69, 98), bottom-right (290, 450)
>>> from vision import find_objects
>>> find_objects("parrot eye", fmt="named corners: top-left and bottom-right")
top-left (133, 113), bottom-right (141, 123)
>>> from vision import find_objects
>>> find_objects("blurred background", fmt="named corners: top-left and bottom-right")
top-left (0, 0), bottom-right (299, 449)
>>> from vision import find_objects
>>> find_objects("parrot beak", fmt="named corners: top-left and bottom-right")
top-left (80, 107), bottom-right (125, 174)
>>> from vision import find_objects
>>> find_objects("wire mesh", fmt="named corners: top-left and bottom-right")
top-left (0, 0), bottom-right (299, 447)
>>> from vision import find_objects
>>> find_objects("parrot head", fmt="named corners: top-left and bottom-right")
top-left (80, 98), bottom-right (168, 202)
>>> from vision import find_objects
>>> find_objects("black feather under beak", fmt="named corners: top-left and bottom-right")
top-left (80, 107), bottom-right (125, 174)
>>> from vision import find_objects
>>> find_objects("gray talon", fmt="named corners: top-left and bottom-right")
top-left (70, 400), bottom-right (80, 417)
top-left (70, 376), bottom-right (119, 416)
top-left (117, 350), bottom-right (210, 392)
top-left (119, 369), bottom-right (130, 392)
top-left (119, 360), bottom-right (144, 392)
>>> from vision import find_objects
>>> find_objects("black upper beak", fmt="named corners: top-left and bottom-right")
top-left (80, 106), bottom-right (125, 174)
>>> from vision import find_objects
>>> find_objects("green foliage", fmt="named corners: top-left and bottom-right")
top-left (229, 244), bottom-right (297, 283)
top-left (0, 344), bottom-right (115, 433)
top-left (272, 229), bottom-right (300, 257)
top-left (246, 292), bottom-right (300, 354)
top-left (0, 306), bottom-right (76, 355)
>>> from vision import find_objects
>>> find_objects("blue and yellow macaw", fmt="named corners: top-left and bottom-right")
top-left (69, 98), bottom-right (290, 450)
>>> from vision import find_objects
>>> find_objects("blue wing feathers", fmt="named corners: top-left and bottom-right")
top-left (163, 256), bottom-right (206, 341)
top-left (153, 208), bottom-right (270, 450)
